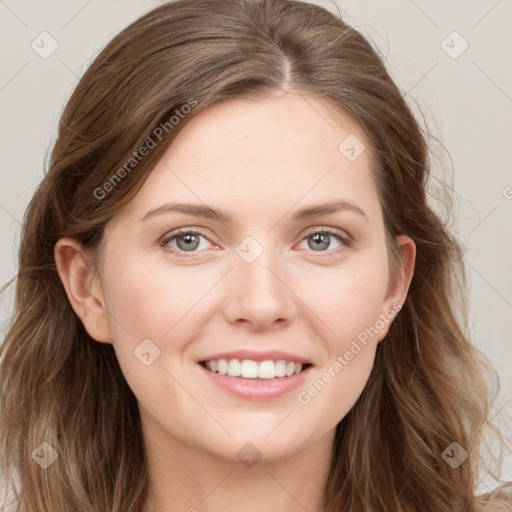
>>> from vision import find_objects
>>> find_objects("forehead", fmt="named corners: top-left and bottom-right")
top-left (168, 94), bottom-right (370, 169)
top-left (116, 94), bottom-right (382, 227)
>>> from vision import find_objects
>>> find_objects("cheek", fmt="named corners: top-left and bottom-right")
top-left (100, 256), bottom-right (211, 403)
top-left (294, 255), bottom-right (388, 413)
top-left (294, 266), bottom-right (387, 424)
top-left (102, 251), bottom-right (212, 340)
top-left (302, 256), bottom-right (390, 346)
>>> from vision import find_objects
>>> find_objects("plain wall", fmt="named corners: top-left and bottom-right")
top-left (1, 0), bottom-right (511, 492)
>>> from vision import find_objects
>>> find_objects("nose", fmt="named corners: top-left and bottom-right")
top-left (222, 243), bottom-right (298, 331)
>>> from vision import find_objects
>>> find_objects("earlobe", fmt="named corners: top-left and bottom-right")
top-left (54, 238), bottom-right (112, 344)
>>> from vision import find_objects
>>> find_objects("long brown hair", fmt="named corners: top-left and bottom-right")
top-left (1, 0), bottom-right (510, 510)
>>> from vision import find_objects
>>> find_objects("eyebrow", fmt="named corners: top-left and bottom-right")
top-left (140, 199), bottom-right (368, 224)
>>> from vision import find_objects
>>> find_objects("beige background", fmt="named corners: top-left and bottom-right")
top-left (1, 0), bottom-right (511, 490)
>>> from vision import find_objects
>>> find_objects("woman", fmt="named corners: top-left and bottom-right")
top-left (1, 0), bottom-right (510, 510)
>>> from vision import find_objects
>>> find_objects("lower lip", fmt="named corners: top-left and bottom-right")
top-left (196, 363), bottom-right (312, 400)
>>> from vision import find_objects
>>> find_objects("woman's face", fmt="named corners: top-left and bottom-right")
top-left (85, 94), bottom-right (414, 463)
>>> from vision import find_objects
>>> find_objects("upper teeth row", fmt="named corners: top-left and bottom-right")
top-left (205, 359), bottom-right (304, 379)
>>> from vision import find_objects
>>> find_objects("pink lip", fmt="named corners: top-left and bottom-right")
top-left (196, 362), bottom-right (312, 400)
top-left (198, 349), bottom-right (312, 365)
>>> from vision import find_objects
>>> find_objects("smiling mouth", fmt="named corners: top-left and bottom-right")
top-left (199, 359), bottom-right (313, 380)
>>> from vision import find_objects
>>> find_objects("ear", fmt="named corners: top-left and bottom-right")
top-left (54, 238), bottom-right (112, 343)
top-left (376, 234), bottom-right (416, 343)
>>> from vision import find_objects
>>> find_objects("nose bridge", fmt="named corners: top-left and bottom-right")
top-left (235, 234), bottom-right (285, 296)
top-left (222, 234), bottom-right (296, 328)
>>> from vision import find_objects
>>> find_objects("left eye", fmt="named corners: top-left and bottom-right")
top-left (160, 228), bottom-right (351, 254)
top-left (297, 229), bottom-right (348, 252)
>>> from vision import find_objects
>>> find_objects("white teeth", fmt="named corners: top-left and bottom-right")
top-left (275, 359), bottom-right (287, 377)
top-left (204, 358), bottom-right (307, 379)
top-left (227, 359), bottom-right (241, 377)
top-left (241, 359), bottom-right (258, 378)
top-left (258, 360), bottom-right (275, 379)
top-left (217, 359), bottom-right (228, 375)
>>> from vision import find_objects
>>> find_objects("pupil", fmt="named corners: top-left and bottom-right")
top-left (178, 234), bottom-right (199, 251)
top-left (310, 232), bottom-right (329, 251)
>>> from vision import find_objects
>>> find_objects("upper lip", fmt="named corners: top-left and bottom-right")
top-left (198, 349), bottom-right (313, 365)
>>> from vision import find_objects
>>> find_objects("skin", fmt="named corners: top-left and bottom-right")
top-left (55, 93), bottom-right (416, 512)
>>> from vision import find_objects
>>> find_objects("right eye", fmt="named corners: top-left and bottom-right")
top-left (160, 229), bottom-right (216, 254)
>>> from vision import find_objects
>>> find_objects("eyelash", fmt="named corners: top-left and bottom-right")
top-left (159, 227), bottom-right (353, 256)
